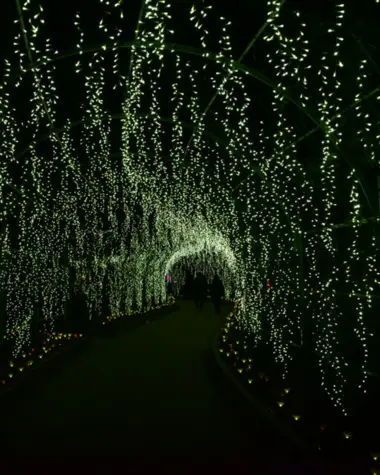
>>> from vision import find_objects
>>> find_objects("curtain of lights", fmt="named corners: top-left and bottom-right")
top-left (0, 0), bottom-right (379, 416)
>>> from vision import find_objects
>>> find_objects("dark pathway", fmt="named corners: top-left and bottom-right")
top-left (2, 301), bottom-right (325, 472)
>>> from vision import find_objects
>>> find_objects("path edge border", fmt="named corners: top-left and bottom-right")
top-left (211, 329), bottom-right (311, 453)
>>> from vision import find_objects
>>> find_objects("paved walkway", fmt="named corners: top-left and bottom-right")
top-left (2, 300), bottom-right (320, 472)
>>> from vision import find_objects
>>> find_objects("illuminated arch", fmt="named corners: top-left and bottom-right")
top-left (164, 232), bottom-right (237, 278)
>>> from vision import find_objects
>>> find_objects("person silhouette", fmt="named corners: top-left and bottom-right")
top-left (193, 272), bottom-right (208, 311)
top-left (211, 274), bottom-right (224, 314)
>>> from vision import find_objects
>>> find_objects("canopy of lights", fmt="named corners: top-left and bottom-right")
top-left (0, 0), bottom-right (379, 416)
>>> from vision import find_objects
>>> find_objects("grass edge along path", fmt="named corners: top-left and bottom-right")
top-left (216, 300), bottom-right (379, 475)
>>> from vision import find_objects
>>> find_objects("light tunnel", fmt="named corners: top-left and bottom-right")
top-left (0, 0), bottom-right (379, 426)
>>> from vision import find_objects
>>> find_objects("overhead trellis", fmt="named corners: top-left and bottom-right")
top-left (0, 0), bottom-right (380, 417)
